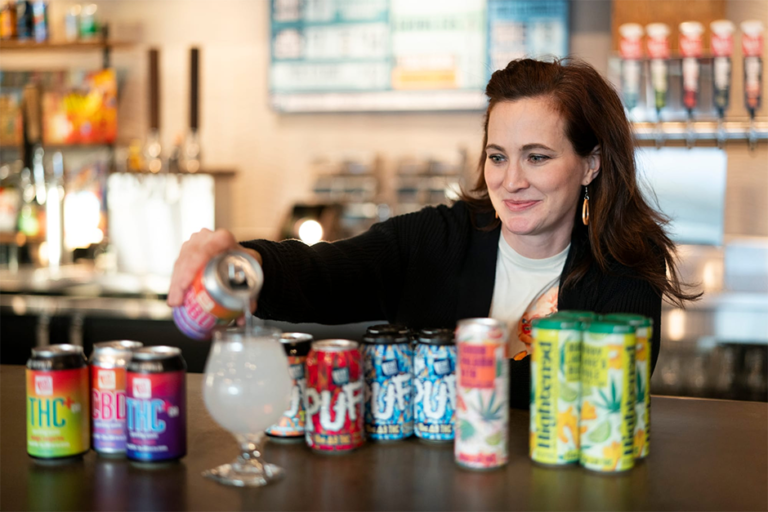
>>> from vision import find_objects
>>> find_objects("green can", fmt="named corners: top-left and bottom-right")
top-left (530, 316), bottom-right (583, 465)
top-left (603, 313), bottom-right (653, 459)
top-left (579, 321), bottom-right (636, 473)
top-left (555, 310), bottom-right (597, 322)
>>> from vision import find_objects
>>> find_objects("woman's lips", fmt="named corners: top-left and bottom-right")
top-left (503, 200), bottom-right (540, 212)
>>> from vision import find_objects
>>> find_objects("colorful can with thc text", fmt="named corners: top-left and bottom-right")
top-left (304, 339), bottom-right (365, 453)
top-left (530, 315), bottom-right (583, 465)
top-left (90, 340), bottom-right (143, 454)
top-left (173, 250), bottom-right (263, 340)
top-left (267, 332), bottom-right (312, 440)
top-left (603, 313), bottom-right (653, 459)
top-left (126, 346), bottom-right (187, 462)
top-left (579, 321), bottom-right (636, 473)
top-left (413, 328), bottom-right (456, 442)
top-left (455, 318), bottom-right (509, 470)
top-left (362, 325), bottom-right (414, 440)
top-left (27, 344), bottom-right (90, 460)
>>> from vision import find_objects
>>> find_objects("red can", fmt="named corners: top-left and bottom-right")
top-left (304, 339), bottom-right (365, 453)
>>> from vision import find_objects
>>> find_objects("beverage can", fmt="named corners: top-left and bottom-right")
top-left (32, 0), bottom-right (47, 42)
top-left (362, 325), bottom-right (413, 441)
top-left (579, 321), bottom-right (636, 473)
top-left (173, 250), bottom-right (263, 340)
top-left (126, 346), bottom-right (187, 462)
top-left (26, 344), bottom-right (90, 460)
top-left (455, 318), bottom-right (509, 470)
top-left (530, 315), bottom-right (583, 466)
top-left (90, 340), bottom-right (143, 454)
top-left (64, 4), bottom-right (79, 41)
top-left (266, 332), bottom-right (312, 440)
top-left (304, 339), bottom-right (365, 453)
top-left (602, 313), bottom-right (653, 459)
top-left (413, 328), bottom-right (456, 442)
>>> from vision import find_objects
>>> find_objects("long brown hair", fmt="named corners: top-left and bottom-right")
top-left (461, 58), bottom-right (700, 307)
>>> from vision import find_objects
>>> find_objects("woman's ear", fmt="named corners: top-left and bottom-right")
top-left (582, 146), bottom-right (601, 185)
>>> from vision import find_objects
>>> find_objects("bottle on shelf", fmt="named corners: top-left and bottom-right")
top-left (710, 20), bottom-right (735, 148)
top-left (64, 4), bottom-right (80, 42)
top-left (144, 48), bottom-right (162, 172)
top-left (44, 151), bottom-right (66, 269)
top-left (679, 21), bottom-right (704, 148)
top-left (31, 0), bottom-right (47, 43)
top-left (740, 20), bottom-right (764, 150)
top-left (1, 1), bottom-right (18, 40)
top-left (618, 23), bottom-right (644, 117)
top-left (183, 47), bottom-right (202, 173)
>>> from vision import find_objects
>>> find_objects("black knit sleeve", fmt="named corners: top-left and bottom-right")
top-left (240, 219), bottom-right (405, 325)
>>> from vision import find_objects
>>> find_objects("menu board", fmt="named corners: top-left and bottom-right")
top-left (269, 0), bottom-right (569, 112)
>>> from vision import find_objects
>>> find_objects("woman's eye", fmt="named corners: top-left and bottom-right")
top-left (529, 154), bottom-right (549, 163)
top-left (488, 154), bottom-right (505, 163)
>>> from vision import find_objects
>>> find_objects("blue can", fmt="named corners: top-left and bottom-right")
top-left (413, 329), bottom-right (456, 442)
top-left (362, 325), bottom-right (413, 441)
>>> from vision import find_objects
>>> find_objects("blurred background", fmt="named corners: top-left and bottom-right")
top-left (0, 0), bottom-right (766, 402)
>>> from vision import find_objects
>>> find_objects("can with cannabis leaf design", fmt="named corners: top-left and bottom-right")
top-left (603, 313), bottom-right (653, 459)
top-left (579, 320), bottom-right (637, 473)
top-left (455, 318), bottom-right (509, 470)
top-left (530, 315), bottom-right (583, 466)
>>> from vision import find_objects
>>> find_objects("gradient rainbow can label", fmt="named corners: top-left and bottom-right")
top-left (26, 367), bottom-right (90, 458)
top-left (92, 366), bottom-right (129, 453)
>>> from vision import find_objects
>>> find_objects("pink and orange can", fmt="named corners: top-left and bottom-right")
top-left (304, 339), bottom-right (365, 453)
top-left (26, 344), bottom-right (90, 460)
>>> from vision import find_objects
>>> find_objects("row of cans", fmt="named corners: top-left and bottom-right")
top-left (26, 342), bottom-right (187, 462)
top-left (265, 325), bottom-right (459, 449)
top-left (268, 319), bottom-right (513, 473)
top-left (529, 311), bottom-right (653, 473)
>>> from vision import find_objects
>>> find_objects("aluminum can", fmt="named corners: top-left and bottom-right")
top-left (455, 318), bottom-right (509, 470)
top-left (173, 250), bottom-right (263, 340)
top-left (126, 346), bottom-right (187, 462)
top-left (32, 1), bottom-right (47, 42)
top-left (530, 315), bottom-right (583, 466)
top-left (362, 325), bottom-right (413, 441)
top-left (89, 340), bottom-right (143, 454)
top-left (304, 339), bottom-right (365, 453)
top-left (413, 328), bottom-right (456, 442)
top-left (580, 321), bottom-right (636, 473)
top-left (26, 344), bottom-right (89, 460)
top-left (603, 313), bottom-right (653, 459)
top-left (266, 332), bottom-right (312, 440)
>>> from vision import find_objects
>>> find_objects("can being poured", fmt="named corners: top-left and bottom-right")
top-left (173, 250), bottom-right (263, 340)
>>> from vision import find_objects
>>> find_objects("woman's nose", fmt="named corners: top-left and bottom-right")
top-left (504, 162), bottom-right (529, 192)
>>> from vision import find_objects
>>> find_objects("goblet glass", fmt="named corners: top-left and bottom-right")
top-left (202, 325), bottom-right (292, 487)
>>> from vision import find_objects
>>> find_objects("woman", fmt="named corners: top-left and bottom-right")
top-left (168, 58), bottom-right (698, 407)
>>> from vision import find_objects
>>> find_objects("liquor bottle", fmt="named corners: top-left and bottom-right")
top-left (182, 47), bottom-right (202, 173)
top-left (618, 23), bottom-right (644, 114)
top-left (1, 1), bottom-right (18, 40)
top-left (45, 151), bottom-right (66, 269)
top-left (646, 23), bottom-right (670, 118)
top-left (710, 20), bottom-right (734, 118)
top-left (679, 21), bottom-right (704, 116)
top-left (144, 48), bottom-right (162, 172)
top-left (741, 20), bottom-right (764, 120)
top-left (15, 0), bottom-right (32, 41)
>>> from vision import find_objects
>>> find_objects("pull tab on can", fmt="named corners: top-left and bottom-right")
top-left (173, 250), bottom-right (264, 340)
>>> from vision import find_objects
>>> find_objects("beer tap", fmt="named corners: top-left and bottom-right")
top-left (710, 20), bottom-right (735, 149)
top-left (646, 23), bottom-right (670, 149)
top-left (619, 24), bottom-right (644, 120)
top-left (679, 22), bottom-right (704, 149)
top-left (740, 20), bottom-right (764, 151)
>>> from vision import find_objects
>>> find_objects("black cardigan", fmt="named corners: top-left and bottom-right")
top-left (242, 201), bottom-right (663, 408)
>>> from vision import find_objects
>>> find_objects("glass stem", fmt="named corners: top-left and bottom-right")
top-left (236, 432), bottom-right (266, 471)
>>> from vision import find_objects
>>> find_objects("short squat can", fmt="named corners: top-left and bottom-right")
top-left (413, 328), bottom-right (456, 442)
top-left (27, 344), bottom-right (90, 460)
top-left (530, 315), bottom-right (583, 466)
top-left (362, 325), bottom-right (414, 441)
top-left (603, 313), bottom-right (653, 459)
top-left (579, 321), bottom-right (636, 473)
top-left (455, 318), bottom-right (509, 470)
top-left (267, 332), bottom-right (312, 440)
top-left (304, 339), bottom-right (365, 453)
top-left (173, 250), bottom-right (263, 340)
top-left (90, 340), bottom-right (143, 455)
top-left (126, 346), bottom-right (187, 462)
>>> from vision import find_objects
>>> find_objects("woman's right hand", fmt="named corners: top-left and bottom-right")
top-left (167, 228), bottom-right (262, 309)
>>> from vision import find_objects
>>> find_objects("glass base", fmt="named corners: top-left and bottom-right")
top-left (203, 461), bottom-right (284, 487)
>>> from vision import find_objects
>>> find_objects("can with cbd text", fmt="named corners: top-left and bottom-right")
top-left (579, 320), bottom-right (636, 473)
top-left (126, 346), bottom-right (187, 462)
top-left (413, 328), bottom-right (456, 442)
top-left (530, 315), bottom-right (583, 466)
top-left (27, 344), bottom-right (90, 460)
top-left (455, 318), bottom-right (509, 470)
top-left (304, 339), bottom-right (365, 453)
top-left (267, 333), bottom-right (312, 440)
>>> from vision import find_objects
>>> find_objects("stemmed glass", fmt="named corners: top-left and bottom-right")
top-left (202, 325), bottom-right (292, 487)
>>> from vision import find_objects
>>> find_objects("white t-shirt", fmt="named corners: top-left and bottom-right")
top-left (488, 236), bottom-right (569, 358)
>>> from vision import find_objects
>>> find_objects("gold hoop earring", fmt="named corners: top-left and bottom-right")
top-left (582, 186), bottom-right (590, 226)
top-left (495, 210), bottom-right (499, 219)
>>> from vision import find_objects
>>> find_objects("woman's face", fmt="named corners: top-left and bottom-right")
top-left (484, 97), bottom-right (599, 250)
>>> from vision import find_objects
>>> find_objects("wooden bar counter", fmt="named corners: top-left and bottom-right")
top-left (1, 365), bottom-right (765, 511)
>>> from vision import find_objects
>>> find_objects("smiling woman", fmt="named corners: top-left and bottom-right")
top-left (170, 58), bottom-right (700, 408)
